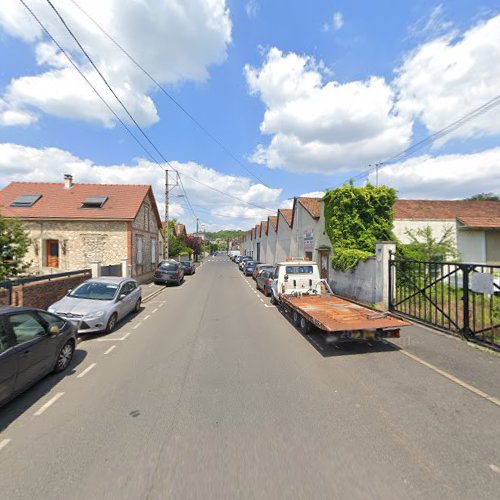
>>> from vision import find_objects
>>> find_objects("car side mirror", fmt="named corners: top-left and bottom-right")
top-left (118, 293), bottom-right (127, 301)
top-left (66, 289), bottom-right (72, 295)
top-left (49, 325), bottom-right (60, 335)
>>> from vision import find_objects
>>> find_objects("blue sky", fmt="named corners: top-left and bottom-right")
top-left (1, 0), bottom-right (500, 231)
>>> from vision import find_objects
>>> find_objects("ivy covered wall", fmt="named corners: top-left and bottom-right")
top-left (323, 183), bottom-right (397, 271)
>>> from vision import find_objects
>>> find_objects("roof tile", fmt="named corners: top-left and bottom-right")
top-left (394, 199), bottom-right (500, 220)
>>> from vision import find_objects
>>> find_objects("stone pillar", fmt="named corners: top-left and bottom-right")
top-left (121, 258), bottom-right (131, 278)
top-left (90, 261), bottom-right (101, 278)
top-left (375, 241), bottom-right (396, 310)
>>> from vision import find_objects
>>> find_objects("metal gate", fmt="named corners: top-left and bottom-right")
top-left (100, 264), bottom-right (122, 277)
top-left (388, 255), bottom-right (500, 348)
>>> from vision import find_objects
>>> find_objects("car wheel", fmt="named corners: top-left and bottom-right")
top-left (300, 317), bottom-right (312, 335)
top-left (134, 298), bottom-right (141, 313)
top-left (293, 310), bottom-right (301, 326)
top-left (154, 281), bottom-right (160, 285)
top-left (270, 294), bottom-right (277, 305)
top-left (54, 340), bottom-right (74, 373)
top-left (263, 288), bottom-right (268, 297)
top-left (105, 313), bottom-right (118, 333)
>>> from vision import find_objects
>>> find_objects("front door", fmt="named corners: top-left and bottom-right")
top-left (46, 240), bottom-right (59, 268)
top-left (319, 251), bottom-right (330, 280)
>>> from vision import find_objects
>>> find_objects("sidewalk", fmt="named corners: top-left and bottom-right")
top-left (390, 323), bottom-right (500, 401)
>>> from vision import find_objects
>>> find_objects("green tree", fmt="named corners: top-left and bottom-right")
top-left (466, 193), bottom-right (500, 201)
top-left (323, 183), bottom-right (397, 270)
top-left (0, 213), bottom-right (31, 280)
top-left (399, 225), bottom-right (458, 262)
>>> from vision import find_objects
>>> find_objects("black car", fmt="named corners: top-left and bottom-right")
top-left (180, 260), bottom-right (195, 275)
top-left (154, 261), bottom-right (184, 286)
top-left (0, 306), bottom-right (77, 408)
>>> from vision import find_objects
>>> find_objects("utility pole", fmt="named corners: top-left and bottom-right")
top-left (164, 169), bottom-right (169, 259)
top-left (196, 217), bottom-right (199, 235)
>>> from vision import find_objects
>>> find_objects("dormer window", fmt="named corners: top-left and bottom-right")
top-left (81, 196), bottom-right (108, 209)
top-left (10, 194), bottom-right (42, 207)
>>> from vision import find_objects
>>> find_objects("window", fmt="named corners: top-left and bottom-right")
top-left (10, 194), bottom-right (42, 208)
top-left (0, 319), bottom-right (12, 353)
top-left (81, 196), bottom-right (108, 209)
top-left (38, 312), bottom-right (65, 330)
top-left (120, 282), bottom-right (136, 296)
top-left (285, 265), bottom-right (314, 274)
top-left (8, 313), bottom-right (46, 344)
top-left (136, 237), bottom-right (143, 264)
top-left (151, 238), bottom-right (157, 265)
top-left (305, 252), bottom-right (313, 261)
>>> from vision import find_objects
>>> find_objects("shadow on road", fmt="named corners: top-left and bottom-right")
top-left (279, 308), bottom-right (401, 358)
top-left (0, 348), bottom-right (87, 432)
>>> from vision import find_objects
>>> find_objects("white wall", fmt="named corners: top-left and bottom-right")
top-left (394, 219), bottom-right (457, 246)
top-left (266, 224), bottom-right (278, 264)
top-left (290, 203), bottom-right (318, 261)
top-left (456, 229), bottom-right (486, 263)
top-left (260, 230), bottom-right (268, 263)
top-left (275, 213), bottom-right (292, 263)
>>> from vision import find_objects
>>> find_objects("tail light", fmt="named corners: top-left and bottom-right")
top-left (176, 269), bottom-right (181, 276)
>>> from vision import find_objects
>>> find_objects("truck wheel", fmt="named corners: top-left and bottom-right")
top-left (292, 310), bottom-right (301, 326)
top-left (299, 317), bottom-right (312, 335)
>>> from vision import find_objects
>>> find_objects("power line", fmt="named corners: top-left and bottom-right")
top-left (66, 0), bottom-right (270, 188)
top-left (345, 92), bottom-right (500, 186)
top-left (31, 0), bottom-right (275, 217)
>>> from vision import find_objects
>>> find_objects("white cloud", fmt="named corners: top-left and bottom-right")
top-left (0, 0), bottom-right (232, 127)
top-left (245, 1), bottom-right (259, 19)
top-left (370, 148), bottom-right (500, 199)
top-left (323, 11), bottom-right (344, 32)
top-left (396, 14), bottom-right (500, 143)
top-left (245, 48), bottom-right (413, 174)
top-left (0, 98), bottom-right (38, 126)
top-left (407, 4), bottom-right (453, 41)
top-left (0, 143), bottom-right (281, 231)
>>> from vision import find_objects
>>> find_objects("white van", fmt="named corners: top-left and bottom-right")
top-left (270, 261), bottom-right (322, 304)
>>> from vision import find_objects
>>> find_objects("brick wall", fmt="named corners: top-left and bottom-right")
top-left (0, 271), bottom-right (91, 310)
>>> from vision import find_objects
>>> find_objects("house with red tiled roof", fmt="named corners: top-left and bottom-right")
top-left (0, 175), bottom-right (162, 281)
top-left (264, 215), bottom-right (279, 264)
top-left (259, 220), bottom-right (269, 262)
top-left (173, 223), bottom-right (187, 238)
top-left (394, 199), bottom-right (500, 264)
top-left (275, 208), bottom-right (294, 263)
top-left (290, 197), bottom-right (322, 262)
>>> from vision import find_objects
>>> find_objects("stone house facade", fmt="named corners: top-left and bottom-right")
top-left (0, 176), bottom-right (162, 282)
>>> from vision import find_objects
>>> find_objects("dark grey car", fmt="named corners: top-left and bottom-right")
top-left (154, 261), bottom-right (184, 286)
top-left (0, 306), bottom-right (77, 407)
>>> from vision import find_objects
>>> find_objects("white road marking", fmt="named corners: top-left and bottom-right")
top-left (122, 331), bottom-right (132, 340)
top-left (77, 363), bottom-right (97, 379)
top-left (264, 304), bottom-right (274, 308)
top-left (399, 349), bottom-right (500, 408)
top-left (34, 392), bottom-right (64, 416)
top-left (104, 345), bottom-right (116, 355)
top-left (0, 439), bottom-right (11, 451)
top-left (133, 322), bottom-right (142, 330)
top-left (152, 308), bottom-right (158, 313)
top-left (144, 315), bottom-right (151, 320)
top-left (260, 298), bottom-right (264, 303)
top-left (490, 464), bottom-right (500, 474)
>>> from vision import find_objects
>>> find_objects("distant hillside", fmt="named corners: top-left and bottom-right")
top-left (205, 230), bottom-right (245, 240)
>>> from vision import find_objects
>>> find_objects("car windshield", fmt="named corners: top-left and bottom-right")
top-left (159, 263), bottom-right (178, 271)
top-left (247, 262), bottom-right (255, 266)
top-left (69, 282), bottom-right (119, 300)
top-left (285, 265), bottom-right (314, 274)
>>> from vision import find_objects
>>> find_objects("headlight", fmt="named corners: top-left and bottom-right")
top-left (84, 310), bottom-right (105, 321)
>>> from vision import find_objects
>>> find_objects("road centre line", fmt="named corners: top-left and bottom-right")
top-left (152, 308), bottom-right (158, 313)
top-left (0, 438), bottom-right (11, 451)
top-left (133, 322), bottom-right (142, 330)
top-left (399, 349), bottom-right (500, 408)
top-left (104, 345), bottom-right (116, 355)
top-left (121, 332), bottom-right (132, 340)
top-left (34, 392), bottom-right (64, 416)
top-left (77, 363), bottom-right (97, 379)
top-left (144, 315), bottom-right (151, 320)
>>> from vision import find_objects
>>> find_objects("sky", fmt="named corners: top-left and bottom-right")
top-left (1, 0), bottom-right (500, 232)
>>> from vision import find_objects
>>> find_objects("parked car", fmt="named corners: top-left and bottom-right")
top-left (239, 256), bottom-right (252, 271)
top-left (0, 306), bottom-right (77, 407)
top-left (154, 260), bottom-right (184, 286)
top-left (180, 260), bottom-right (195, 275)
top-left (252, 264), bottom-right (274, 280)
top-left (48, 277), bottom-right (142, 334)
top-left (234, 255), bottom-right (242, 264)
top-left (255, 269), bottom-right (275, 296)
top-left (243, 260), bottom-right (256, 276)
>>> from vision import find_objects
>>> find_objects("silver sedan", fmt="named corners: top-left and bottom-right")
top-left (48, 277), bottom-right (142, 334)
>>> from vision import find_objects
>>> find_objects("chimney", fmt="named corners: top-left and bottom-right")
top-left (64, 174), bottom-right (73, 189)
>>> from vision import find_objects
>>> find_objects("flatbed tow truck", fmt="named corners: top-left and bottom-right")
top-left (271, 260), bottom-right (410, 341)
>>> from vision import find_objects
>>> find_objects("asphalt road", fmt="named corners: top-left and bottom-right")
top-left (0, 256), bottom-right (499, 499)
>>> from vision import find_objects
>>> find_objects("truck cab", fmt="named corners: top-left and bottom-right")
top-left (270, 261), bottom-right (321, 304)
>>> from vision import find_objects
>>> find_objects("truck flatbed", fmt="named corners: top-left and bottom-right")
top-left (281, 293), bottom-right (411, 339)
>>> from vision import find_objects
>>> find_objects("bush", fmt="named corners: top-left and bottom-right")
top-left (332, 248), bottom-right (374, 271)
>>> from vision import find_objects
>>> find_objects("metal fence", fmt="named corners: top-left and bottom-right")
top-left (101, 264), bottom-right (122, 277)
top-left (389, 255), bottom-right (500, 349)
top-left (0, 269), bottom-right (92, 306)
